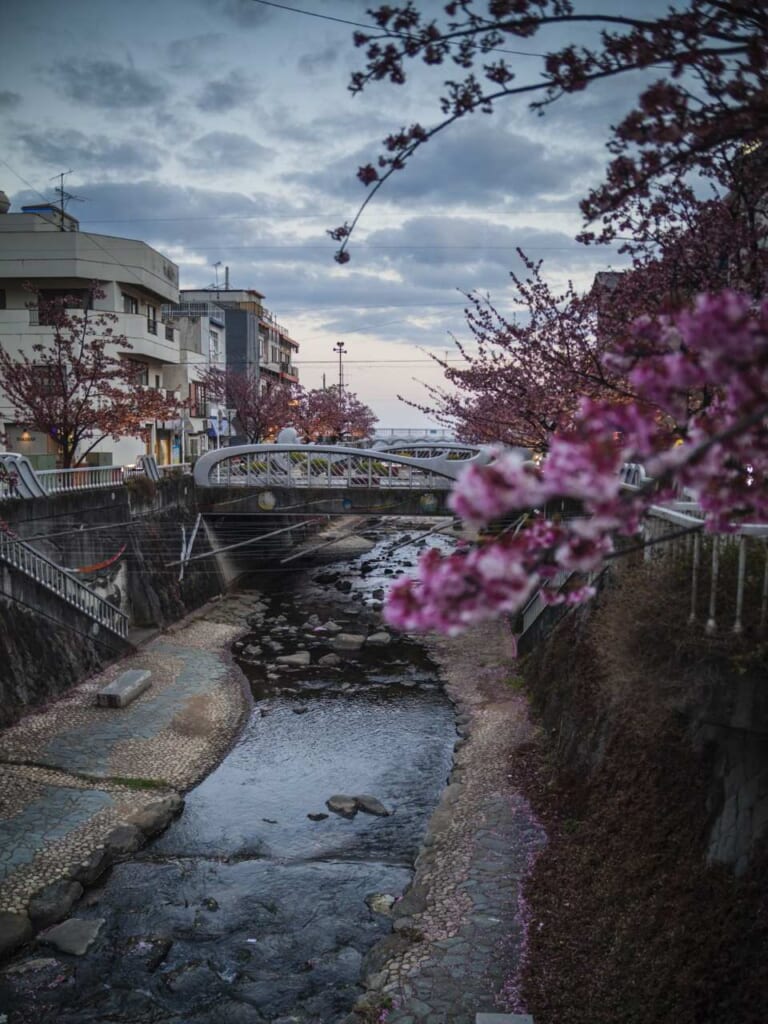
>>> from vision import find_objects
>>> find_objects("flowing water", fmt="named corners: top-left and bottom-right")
top-left (2, 521), bottom-right (458, 1024)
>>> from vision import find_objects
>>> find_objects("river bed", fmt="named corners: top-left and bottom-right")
top-left (4, 520), bottom-right (459, 1024)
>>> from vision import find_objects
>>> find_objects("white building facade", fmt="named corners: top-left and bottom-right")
top-left (0, 200), bottom-right (185, 467)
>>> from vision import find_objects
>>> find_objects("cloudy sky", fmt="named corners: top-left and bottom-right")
top-left (1, 0), bottom-right (668, 427)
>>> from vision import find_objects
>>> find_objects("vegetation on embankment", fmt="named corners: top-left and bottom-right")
top-left (513, 556), bottom-right (768, 1024)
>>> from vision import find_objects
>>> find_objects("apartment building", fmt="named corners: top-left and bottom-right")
top-left (0, 198), bottom-right (184, 467)
top-left (178, 286), bottom-right (300, 387)
top-left (161, 298), bottom-right (230, 459)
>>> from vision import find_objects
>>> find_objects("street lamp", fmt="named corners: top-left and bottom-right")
top-left (333, 341), bottom-right (347, 394)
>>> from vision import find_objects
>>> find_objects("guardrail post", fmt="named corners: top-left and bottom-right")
top-left (733, 535), bottom-right (747, 634)
top-left (706, 535), bottom-right (720, 635)
top-left (689, 532), bottom-right (701, 624)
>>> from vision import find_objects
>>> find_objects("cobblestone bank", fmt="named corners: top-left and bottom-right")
top-left (347, 620), bottom-right (547, 1024)
top-left (0, 594), bottom-right (256, 958)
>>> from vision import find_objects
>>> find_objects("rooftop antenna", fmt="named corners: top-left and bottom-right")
top-left (213, 261), bottom-right (222, 297)
top-left (50, 170), bottom-right (84, 230)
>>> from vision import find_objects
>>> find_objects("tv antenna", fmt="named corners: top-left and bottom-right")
top-left (50, 170), bottom-right (84, 230)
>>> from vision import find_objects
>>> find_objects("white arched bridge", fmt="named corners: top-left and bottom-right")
top-left (193, 442), bottom-right (492, 514)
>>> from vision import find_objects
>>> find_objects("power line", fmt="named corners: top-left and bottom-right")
top-left (248, 0), bottom-right (548, 58)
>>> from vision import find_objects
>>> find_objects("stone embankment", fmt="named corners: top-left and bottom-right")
top-left (347, 619), bottom-right (546, 1024)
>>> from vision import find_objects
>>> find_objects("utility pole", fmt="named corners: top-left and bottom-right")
top-left (333, 341), bottom-right (347, 395)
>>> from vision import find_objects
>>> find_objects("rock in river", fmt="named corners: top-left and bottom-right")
top-left (366, 632), bottom-right (391, 646)
top-left (331, 634), bottom-right (366, 653)
top-left (326, 794), bottom-right (358, 818)
top-left (39, 918), bottom-right (104, 956)
top-left (355, 794), bottom-right (391, 817)
top-left (276, 651), bottom-right (311, 667)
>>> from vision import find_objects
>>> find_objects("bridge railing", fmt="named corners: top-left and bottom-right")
top-left (0, 453), bottom-right (191, 499)
top-left (195, 444), bottom-right (488, 491)
top-left (212, 449), bottom-right (452, 489)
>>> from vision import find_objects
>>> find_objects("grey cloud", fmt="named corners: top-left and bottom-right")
top-left (0, 91), bottom-right (21, 111)
top-left (19, 130), bottom-right (162, 174)
top-left (381, 122), bottom-right (599, 204)
top-left (363, 217), bottom-right (602, 272)
top-left (296, 120), bottom-right (600, 207)
top-left (166, 34), bottom-right (226, 71)
top-left (195, 70), bottom-right (256, 113)
top-left (184, 132), bottom-right (274, 171)
top-left (10, 181), bottom-right (298, 252)
top-left (51, 57), bottom-right (164, 109)
top-left (298, 45), bottom-right (340, 76)
top-left (204, 0), bottom-right (271, 27)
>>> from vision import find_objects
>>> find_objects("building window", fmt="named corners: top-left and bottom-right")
top-left (122, 293), bottom-right (138, 315)
top-left (147, 303), bottom-right (158, 334)
top-left (0, 288), bottom-right (6, 310)
top-left (125, 358), bottom-right (149, 386)
top-left (191, 381), bottom-right (211, 418)
top-left (209, 330), bottom-right (220, 365)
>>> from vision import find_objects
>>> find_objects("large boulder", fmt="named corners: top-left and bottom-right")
top-left (104, 824), bottom-right (143, 858)
top-left (39, 917), bottom-right (104, 956)
top-left (70, 845), bottom-right (112, 886)
top-left (125, 795), bottom-right (183, 837)
top-left (0, 912), bottom-right (33, 958)
top-left (28, 879), bottom-right (83, 929)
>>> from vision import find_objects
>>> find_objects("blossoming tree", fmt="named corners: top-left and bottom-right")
top-left (386, 293), bottom-right (768, 633)
top-left (331, 3), bottom-right (768, 634)
top-left (198, 367), bottom-right (301, 444)
top-left (295, 386), bottom-right (378, 443)
top-left (330, 0), bottom-right (767, 261)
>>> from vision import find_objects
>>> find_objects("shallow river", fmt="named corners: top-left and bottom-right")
top-left (10, 523), bottom-right (459, 1024)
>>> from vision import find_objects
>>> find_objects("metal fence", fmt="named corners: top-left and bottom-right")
top-left (0, 454), bottom-right (192, 499)
top-left (0, 529), bottom-right (129, 639)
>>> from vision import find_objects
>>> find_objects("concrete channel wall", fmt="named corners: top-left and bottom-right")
top-left (0, 479), bottom-right (325, 725)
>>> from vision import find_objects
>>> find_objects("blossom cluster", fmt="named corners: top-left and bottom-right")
top-left (385, 292), bottom-right (768, 634)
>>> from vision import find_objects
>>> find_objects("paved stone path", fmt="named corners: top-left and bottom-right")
top-left (0, 598), bottom-right (253, 929)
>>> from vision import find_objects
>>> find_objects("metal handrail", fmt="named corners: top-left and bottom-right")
top-left (0, 530), bottom-right (129, 638)
top-left (0, 459), bottom-right (193, 499)
top-left (38, 465), bottom-right (126, 495)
